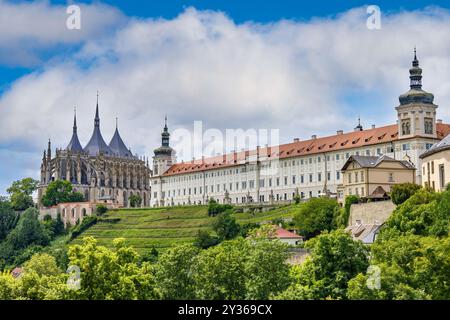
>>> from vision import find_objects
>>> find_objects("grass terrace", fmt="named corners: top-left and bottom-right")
top-left (71, 204), bottom-right (299, 254)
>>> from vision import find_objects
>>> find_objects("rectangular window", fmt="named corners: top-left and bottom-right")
top-left (269, 178), bottom-right (272, 187)
top-left (366, 149), bottom-right (370, 156)
top-left (336, 154), bottom-right (340, 161)
top-left (318, 173), bottom-right (322, 182)
top-left (348, 173), bottom-right (352, 183)
top-left (309, 174), bottom-right (313, 183)
top-left (284, 176), bottom-right (288, 185)
top-left (377, 148), bottom-right (381, 155)
top-left (301, 175), bottom-right (304, 184)
top-left (403, 144), bottom-right (411, 151)
top-left (276, 178), bottom-right (280, 186)
top-left (292, 175), bottom-right (296, 184)
top-left (327, 172), bottom-right (331, 181)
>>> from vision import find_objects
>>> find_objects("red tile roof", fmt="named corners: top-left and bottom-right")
top-left (162, 123), bottom-right (450, 177)
top-left (275, 227), bottom-right (303, 239)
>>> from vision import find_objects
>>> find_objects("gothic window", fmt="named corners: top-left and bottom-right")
top-left (424, 118), bottom-right (433, 134)
top-left (401, 119), bottom-right (411, 135)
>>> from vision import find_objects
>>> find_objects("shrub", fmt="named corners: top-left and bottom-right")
top-left (129, 195), bottom-right (142, 208)
top-left (70, 216), bottom-right (98, 240)
top-left (207, 198), bottom-right (233, 217)
top-left (95, 204), bottom-right (108, 216)
top-left (213, 210), bottom-right (241, 241)
top-left (390, 183), bottom-right (422, 205)
top-left (193, 230), bottom-right (220, 249)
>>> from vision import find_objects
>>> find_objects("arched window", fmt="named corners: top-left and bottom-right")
top-left (402, 119), bottom-right (411, 135)
top-left (425, 118), bottom-right (433, 134)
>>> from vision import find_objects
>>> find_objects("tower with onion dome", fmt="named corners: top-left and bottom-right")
top-left (396, 48), bottom-right (438, 139)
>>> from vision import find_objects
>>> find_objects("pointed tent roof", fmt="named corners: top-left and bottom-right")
top-left (108, 118), bottom-right (134, 158)
top-left (66, 107), bottom-right (83, 152)
top-left (83, 94), bottom-right (113, 156)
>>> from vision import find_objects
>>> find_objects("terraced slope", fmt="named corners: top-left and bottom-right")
top-left (71, 204), bottom-right (299, 254)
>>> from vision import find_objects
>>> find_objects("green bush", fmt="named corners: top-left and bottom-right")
top-left (70, 216), bottom-right (98, 240)
top-left (207, 198), bottom-right (233, 217)
top-left (95, 204), bottom-right (108, 216)
top-left (390, 183), bottom-right (422, 205)
top-left (193, 230), bottom-right (220, 249)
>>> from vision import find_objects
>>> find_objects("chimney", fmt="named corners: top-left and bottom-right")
top-left (437, 119), bottom-right (443, 124)
top-left (293, 138), bottom-right (300, 142)
top-left (336, 130), bottom-right (343, 135)
top-left (372, 124), bottom-right (376, 129)
top-left (311, 135), bottom-right (317, 140)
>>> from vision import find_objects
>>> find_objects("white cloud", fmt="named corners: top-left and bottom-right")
top-left (0, 0), bottom-right (125, 66)
top-left (1, 5), bottom-right (450, 193)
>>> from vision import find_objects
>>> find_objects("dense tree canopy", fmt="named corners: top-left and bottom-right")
top-left (212, 210), bottom-right (241, 241)
top-left (390, 183), bottom-right (422, 205)
top-left (347, 235), bottom-right (450, 300)
top-left (293, 197), bottom-right (340, 239)
top-left (275, 230), bottom-right (369, 300)
top-left (41, 180), bottom-right (84, 207)
top-left (378, 189), bottom-right (450, 240)
top-left (7, 178), bottom-right (38, 211)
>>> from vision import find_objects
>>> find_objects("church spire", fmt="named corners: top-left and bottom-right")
top-left (161, 116), bottom-right (170, 147)
top-left (73, 106), bottom-right (78, 134)
top-left (66, 107), bottom-right (83, 152)
top-left (47, 139), bottom-right (51, 161)
top-left (95, 91), bottom-right (100, 127)
top-left (410, 47), bottom-right (422, 90)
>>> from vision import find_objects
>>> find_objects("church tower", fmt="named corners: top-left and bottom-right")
top-left (153, 117), bottom-right (175, 176)
top-left (396, 48), bottom-right (438, 139)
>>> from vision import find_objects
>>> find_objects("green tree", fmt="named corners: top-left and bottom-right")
top-left (275, 230), bottom-right (369, 300)
top-left (154, 244), bottom-right (200, 299)
top-left (67, 237), bottom-right (158, 300)
top-left (129, 194), bottom-right (142, 208)
top-left (207, 198), bottom-right (233, 217)
top-left (5, 208), bottom-right (50, 250)
top-left (212, 210), bottom-right (241, 241)
top-left (293, 197), bottom-right (340, 239)
top-left (335, 195), bottom-right (360, 228)
top-left (378, 189), bottom-right (449, 240)
top-left (96, 204), bottom-right (108, 215)
top-left (41, 180), bottom-right (84, 207)
top-left (390, 183), bottom-right (422, 205)
top-left (192, 238), bottom-right (291, 300)
top-left (347, 235), bottom-right (449, 300)
top-left (193, 230), bottom-right (220, 249)
top-left (0, 203), bottom-right (19, 241)
top-left (7, 178), bottom-right (38, 211)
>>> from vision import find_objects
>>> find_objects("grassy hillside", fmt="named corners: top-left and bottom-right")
top-left (71, 204), bottom-right (299, 254)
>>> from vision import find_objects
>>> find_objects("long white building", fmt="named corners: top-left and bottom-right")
top-left (150, 52), bottom-right (450, 207)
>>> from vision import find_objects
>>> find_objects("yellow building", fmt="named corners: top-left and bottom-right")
top-left (341, 155), bottom-right (416, 199)
top-left (419, 134), bottom-right (450, 191)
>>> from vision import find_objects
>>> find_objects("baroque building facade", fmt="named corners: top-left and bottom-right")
top-left (38, 99), bottom-right (151, 208)
top-left (150, 51), bottom-right (450, 207)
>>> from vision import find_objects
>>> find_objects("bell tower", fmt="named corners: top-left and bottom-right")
top-left (153, 116), bottom-right (175, 176)
top-left (396, 48), bottom-right (438, 139)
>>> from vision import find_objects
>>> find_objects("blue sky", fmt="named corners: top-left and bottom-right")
top-left (1, 0), bottom-right (450, 196)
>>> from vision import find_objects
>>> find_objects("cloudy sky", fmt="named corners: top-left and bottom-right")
top-left (1, 0), bottom-right (450, 195)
